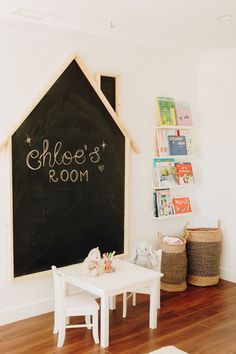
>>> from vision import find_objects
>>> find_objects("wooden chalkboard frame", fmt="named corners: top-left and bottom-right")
top-left (9, 54), bottom-right (139, 279)
top-left (94, 73), bottom-right (121, 116)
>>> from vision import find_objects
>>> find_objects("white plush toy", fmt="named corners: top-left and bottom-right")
top-left (82, 247), bottom-right (104, 276)
top-left (130, 241), bottom-right (158, 269)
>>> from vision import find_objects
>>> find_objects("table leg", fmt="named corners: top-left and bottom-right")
top-left (100, 294), bottom-right (110, 348)
top-left (149, 279), bottom-right (158, 329)
top-left (109, 296), bottom-right (116, 310)
top-left (157, 279), bottom-right (161, 309)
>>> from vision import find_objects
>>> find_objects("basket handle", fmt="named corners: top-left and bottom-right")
top-left (183, 231), bottom-right (190, 241)
top-left (183, 222), bottom-right (190, 240)
top-left (157, 232), bottom-right (163, 240)
top-left (183, 221), bottom-right (189, 232)
top-left (217, 219), bottom-right (221, 229)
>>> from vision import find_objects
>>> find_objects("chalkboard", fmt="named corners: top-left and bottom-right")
top-left (100, 76), bottom-right (116, 112)
top-left (11, 59), bottom-right (126, 277)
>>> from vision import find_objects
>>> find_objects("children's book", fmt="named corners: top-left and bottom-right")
top-left (153, 157), bottom-right (159, 187)
top-left (157, 97), bottom-right (177, 126)
top-left (153, 192), bottom-right (158, 217)
top-left (173, 197), bottom-right (192, 214)
top-left (175, 101), bottom-right (192, 126)
top-left (156, 189), bottom-right (175, 217)
top-left (175, 162), bottom-right (194, 184)
top-left (156, 129), bottom-right (175, 156)
top-left (156, 129), bottom-right (168, 156)
top-left (153, 157), bottom-right (176, 188)
top-left (179, 130), bottom-right (192, 155)
top-left (168, 135), bottom-right (187, 155)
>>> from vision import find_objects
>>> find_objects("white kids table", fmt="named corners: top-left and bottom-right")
top-left (60, 258), bottom-right (162, 348)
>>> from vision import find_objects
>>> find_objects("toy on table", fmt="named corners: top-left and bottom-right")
top-left (103, 251), bottom-right (116, 273)
top-left (130, 241), bottom-right (158, 269)
top-left (82, 247), bottom-right (104, 276)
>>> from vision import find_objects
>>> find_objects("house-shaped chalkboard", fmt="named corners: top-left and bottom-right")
top-left (11, 56), bottom-right (138, 278)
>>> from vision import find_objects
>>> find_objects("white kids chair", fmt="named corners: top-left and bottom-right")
top-left (122, 249), bottom-right (162, 318)
top-left (51, 265), bottom-right (99, 347)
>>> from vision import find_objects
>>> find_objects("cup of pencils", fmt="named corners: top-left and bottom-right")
top-left (103, 251), bottom-right (116, 273)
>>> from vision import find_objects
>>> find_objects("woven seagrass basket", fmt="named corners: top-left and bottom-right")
top-left (185, 221), bottom-right (222, 286)
top-left (158, 233), bottom-right (187, 292)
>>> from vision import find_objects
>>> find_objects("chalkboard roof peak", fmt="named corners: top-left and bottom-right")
top-left (6, 53), bottom-right (139, 154)
top-left (74, 55), bottom-right (139, 153)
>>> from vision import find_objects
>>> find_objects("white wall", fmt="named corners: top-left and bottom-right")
top-left (198, 50), bottom-right (236, 283)
top-left (0, 28), bottom-right (199, 325)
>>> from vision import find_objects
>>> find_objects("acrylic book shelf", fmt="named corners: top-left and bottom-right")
top-left (153, 188), bottom-right (194, 219)
top-left (155, 125), bottom-right (193, 158)
top-left (155, 125), bottom-right (193, 130)
top-left (153, 106), bottom-right (195, 219)
top-left (154, 211), bottom-right (194, 220)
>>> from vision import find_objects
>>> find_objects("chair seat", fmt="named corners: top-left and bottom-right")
top-left (65, 293), bottom-right (99, 313)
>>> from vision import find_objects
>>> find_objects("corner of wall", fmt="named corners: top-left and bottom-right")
top-left (220, 267), bottom-right (236, 284)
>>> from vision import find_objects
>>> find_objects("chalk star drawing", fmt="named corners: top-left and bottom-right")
top-left (100, 140), bottom-right (108, 150)
top-left (25, 134), bottom-right (32, 146)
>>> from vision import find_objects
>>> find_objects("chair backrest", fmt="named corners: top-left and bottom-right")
top-left (51, 265), bottom-right (66, 310)
top-left (154, 249), bottom-right (162, 272)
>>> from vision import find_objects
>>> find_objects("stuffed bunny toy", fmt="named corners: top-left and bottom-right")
top-left (130, 241), bottom-right (158, 269)
top-left (82, 247), bottom-right (104, 276)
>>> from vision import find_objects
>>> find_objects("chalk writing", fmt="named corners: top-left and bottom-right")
top-left (49, 169), bottom-right (89, 183)
top-left (89, 147), bottom-right (100, 163)
top-left (25, 138), bottom-right (107, 183)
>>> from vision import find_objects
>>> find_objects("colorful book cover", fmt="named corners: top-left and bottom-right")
top-left (175, 101), bottom-right (192, 126)
top-left (175, 162), bottom-right (194, 184)
top-left (153, 157), bottom-right (176, 188)
top-left (168, 135), bottom-right (187, 155)
top-left (157, 97), bottom-right (177, 126)
top-left (156, 189), bottom-right (175, 217)
top-left (179, 130), bottom-right (192, 155)
top-left (173, 197), bottom-right (192, 214)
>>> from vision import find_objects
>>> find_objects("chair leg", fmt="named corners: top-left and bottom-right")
top-left (57, 318), bottom-right (66, 348)
top-left (122, 292), bottom-right (127, 318)
top-left (132, 292), bottom-right (136, 306)
top-left (53, 311), bottom-right (58, 334)
top-left (85, 315), bottom-right (92, 329)
top-left (92, 312), bottom-right (99, 344)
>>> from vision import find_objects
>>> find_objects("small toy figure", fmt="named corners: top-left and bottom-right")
top-left (130, 241), bottom-right (158, 269)
top-left (82, 247), bottom-right (104, 276)
top-left (103, 251), bottom-right (116, 272)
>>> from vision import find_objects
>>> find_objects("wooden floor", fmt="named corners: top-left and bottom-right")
top-left (1, 280), bottom-right (236, 354)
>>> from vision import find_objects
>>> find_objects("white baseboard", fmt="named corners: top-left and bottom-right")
top-left (220, 266), bottom-right (236, 283)
top-left (0, 297), bottom-right (54, 326)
